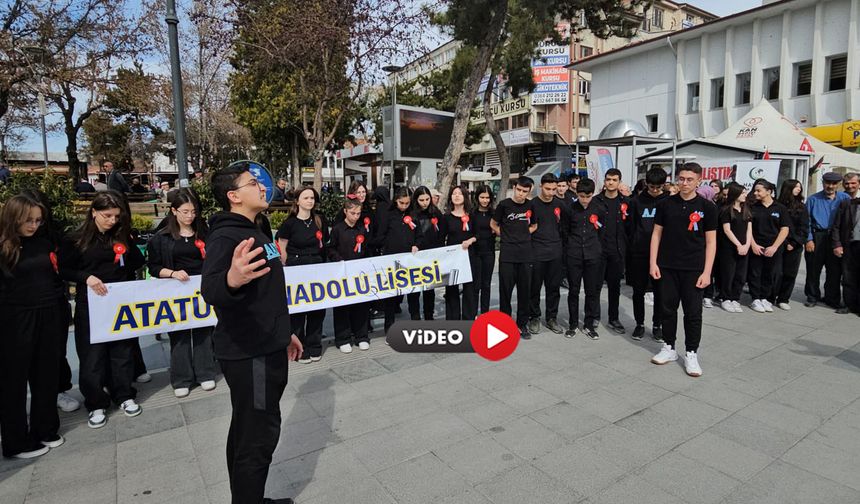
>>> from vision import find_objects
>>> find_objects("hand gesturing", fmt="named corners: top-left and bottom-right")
top-left (226, 238), bottom-right (271, 289)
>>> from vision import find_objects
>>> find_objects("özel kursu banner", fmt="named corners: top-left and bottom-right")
top-left (87, 246), bottom-right (473, 343)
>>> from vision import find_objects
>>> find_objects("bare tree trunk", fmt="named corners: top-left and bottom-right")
top-left (482, 74), bottom-right (511, 198)
top-left (435, 0), bottom-right (508, 208)
top-left (291, 130), bottom-right (302, 189)
top-left (312, 153), bottom-right (323, 191)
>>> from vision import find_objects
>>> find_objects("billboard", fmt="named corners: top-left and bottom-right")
top-left (531, 23), bottom-right (570, 105)
top-left (397, 106), bottom-right (455, 159)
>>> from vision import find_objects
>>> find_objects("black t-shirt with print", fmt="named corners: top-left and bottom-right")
top-left (654, 194), bottom-right (718, 271)
top-left (493, 198), bottom-right (533, 263)
top-left (750, 200), bottom-right (790, 247)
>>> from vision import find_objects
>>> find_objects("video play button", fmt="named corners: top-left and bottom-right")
top-left (470, 311), bottom-right (520, 361)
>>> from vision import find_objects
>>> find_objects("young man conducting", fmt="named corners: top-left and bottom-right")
top-left (649, 163), bottom-right (717, 377)
top-left (201, 164), bottom-right (303, 504)
top-left (492, 176), bottom-right (537, 339)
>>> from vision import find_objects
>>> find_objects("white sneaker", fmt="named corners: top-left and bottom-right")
top-left (732, 301), bottom-right (743, 313)
top-left (298, 357), bottom-right (312, 364)
top-left (88, 409), bottom-right (107, 429)
top-left (41, 434), bottom-right (65, 449)
top-left (136, 373), bottom-right (152, 383)
top-left (777, 302), bottom-right (791, 311)
top-left (358, 341), bottom-right (370, 351)
top-left (651, 344), bottom-right (679, 365)
top-left (120, 399), bottom-right (142, 417)
top-left (57, 392), bottom-right (80, 412)
top-left (644, 292), bottom-right (654, 306)
top-left (703, 297), bottom-right (714, 308)
top-left (12, 444), bottom-right (49, 459)
top-left (750, 299), bottom-right (767, 313)
top-left (721, 300), bottom-right (735, 312)
top-left (310, 356), bottom-right (322, 362)
top-left (200, 380), bottom-right (216, 391)
top-left (762, 300), bottom-right (774, 312)
top-left (685, 351), bottom-right (702, 377)
top-left (174, 388), bottom-right (190, 398)
top-left (339, 344), bottom-right (353, 354)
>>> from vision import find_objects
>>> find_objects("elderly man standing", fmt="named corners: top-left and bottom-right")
top-left (831, 173), bottom-right (860, 314)
top-left (804, 171), bottom-right (850, 308)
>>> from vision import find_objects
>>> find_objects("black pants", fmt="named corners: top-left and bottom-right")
top-left (473, 253), bottom-right (495, 314)
top-left (58, 300), bottom-right (73, 393)
top-left (333, 303), bottom-right (369, 346)
top-left (219, 350), bottom-right (288, 504)
top-left (132, 338), bottom-right (148, 377)
top-left (0, 301), bottom-right (63, 457)
top-left (659, 268), bottom-right (703, 352)
top-left (629, 255), bottom-right (661, 327)
top-left (74, 298), bottom-right (137, 411)
top-left (446, 282), bottom-right (476, 320)
top-left (776, 245), bottom-right (804, 304)
top-left (748, 249), bottom-right (783, 301)
top-left (718, 248), bottom-right (749, 302)
top-left (407, 289), bottom-right (435, 320)
top-left (168, 327), bottom-right (217, 389)
top-left (843, 242), bottom-right (860, 313)
top-left (499, 261), bottom-right (533, 327)
top-left (291, 309), bottom-right (325, 359)
top-left (598, 253), bottom-right (624, 322)
top-left (530, 256), bottom-right (563, 321)
top-left (384, 296), bottom-right (403, 334)
top-left (567, 255), bottom-right (602, 329)
top-left (804, 231), bottom-right (842, 305)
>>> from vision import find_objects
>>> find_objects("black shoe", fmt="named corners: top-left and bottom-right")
top-left (560, 278), bottom-right (569, 289)
top-left (520, 326), bottom-right (531, 340)
top-left (652, 326), bottom-right (663, 342)
top-left (836, 307), bottom-right (850, 314)
top-left (632, 325), bottom-right (645, 341)
top-left (584, 326), bottom-right (600, 340)
top-left (527, 318), bottom-right (541, 335)
top-left (803, 298), bottom-right (817, 307)
top-left (564, 327), bottom-right (577, 339)
top-left (608, 320), bottom-right (625, 334)
top-left (8, 441), bottom-right (50, 459)
top-left (546, 319), bottom-right (563, 334)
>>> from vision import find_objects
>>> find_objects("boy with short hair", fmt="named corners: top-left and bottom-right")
top-left (528, 173), bottom-right (566, 334)
top-left (563, 178), bottom-right (606, 339)
top-left (595, 168), bottom-right (631, 334)
top-left (492, 176), bottom-right (537, 339)
top-left (649, 162), bottom-right (717, 377)
top-left (628, 168), bottom-right (669, 341)
top-left (201, 163), bottom-right (303, 504)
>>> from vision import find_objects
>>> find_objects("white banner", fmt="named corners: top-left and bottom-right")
top-left (733, 159), bottom-right (782, 190)
top-left (87, 246), bottom-right (473, 343)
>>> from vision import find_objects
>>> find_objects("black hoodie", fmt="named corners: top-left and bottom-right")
top-left (201, 212), bottom-right (291, 361)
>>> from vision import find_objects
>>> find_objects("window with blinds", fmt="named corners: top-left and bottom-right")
top-left (827, 54), bottom-right (847, 92)
top-left (794, 61), bottom-right (812, 96)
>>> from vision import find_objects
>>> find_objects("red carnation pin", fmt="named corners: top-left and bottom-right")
top-left (194, 239), bottom-right (206, 259)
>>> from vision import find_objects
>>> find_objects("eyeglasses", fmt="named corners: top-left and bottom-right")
top-left (22, 218), bottom-right (44, 226)
top-left (233, 178), bottom-right (262, 191)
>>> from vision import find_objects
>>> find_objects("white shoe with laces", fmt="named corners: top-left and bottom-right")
top-left (88, 409), bottom-right (107, 429)
top-left (731, 301), bottom-right (743, 313)
top-left (750, 299), bottom-right (766, 313)
top-left (339, 344), bottom-right (353, 354)
top-left (777, 302), bottom-right (791, 311)
top-left (651, 344), bottom-right (678, 365)
top-left (721, 300), bottom-right (735, 313)
top-left (358, 341), bottom-right (370, 351)
top-left (685, 351), bottom-right (702, 377)
top-left (57, 392), bottom-right (80, 412)
top-left (762, 300), bottom-right (774, 312)
top-left (120, 399), bottom-right (142, 417)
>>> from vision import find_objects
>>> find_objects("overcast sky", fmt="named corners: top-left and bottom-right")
top-left (17, 1), bottom-right (758, 153)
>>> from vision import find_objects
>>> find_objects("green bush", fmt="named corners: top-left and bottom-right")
top-left (131, 214), bottom-right (154, 232)
top-left (190, 179), bottom-right (220, 219)
top-left (319, 190), bottom-right (344, 225)
top-left (268, 210), bottom-right (289, 232)
top-left (0, 170), bottom-right (80, 231)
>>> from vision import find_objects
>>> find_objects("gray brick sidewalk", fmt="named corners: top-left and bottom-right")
top-left (2, 281), bottom-right (860, 504)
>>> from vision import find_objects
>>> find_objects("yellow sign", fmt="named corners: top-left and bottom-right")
top-left (842, 121), bottom-right (860, 148)
top-left (806, 121), bottom-right (860, 148)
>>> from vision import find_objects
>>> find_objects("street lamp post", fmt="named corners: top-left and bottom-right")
top-left (166, 0), bottom-right (189, 187)
top-left (382, 65), bottom-right (402, 200)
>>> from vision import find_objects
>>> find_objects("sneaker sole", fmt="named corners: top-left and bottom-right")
top-left (651, 357), bottom-right (678, 365)
top-left (88, 420), bottom-right (107, 429)
top-left (123, 407), bottom-right (142, 418)
top-left (686, 370), bottom-right (702, 377)
top-left (58, 405), bottom-right (80, 413)
top-left (41, 437), bottom-right (65, 449)
top-left (13, 447), bottom-right (50, 459)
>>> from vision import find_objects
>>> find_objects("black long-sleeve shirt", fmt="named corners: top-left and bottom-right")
top-left (414, 208), bottom-right (446, 249)
top-left (0, 235), bottom-right (65, 308)
top-left (59, 232), bottom-right (145, 301)
top-left (471, 208), bottom-right (496, 256)
top-left (147, 231), bottom-right (206, 277)
top-left (443, 212), bottom-right (475, 247)
top-left (594, 192), bottom-right (631, 258)
top-left (379, 207), bottom-right (422, 254)
top-left (328, 220), bottom-right (369, 262)
top-left (565, 199), bottom-right (607, 261)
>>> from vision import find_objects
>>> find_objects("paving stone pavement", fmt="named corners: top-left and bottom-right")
top-left (2, 274), bottom-right (860, 504)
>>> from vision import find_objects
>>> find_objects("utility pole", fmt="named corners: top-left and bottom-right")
top-left (166, 0), bottom-right (189, 186)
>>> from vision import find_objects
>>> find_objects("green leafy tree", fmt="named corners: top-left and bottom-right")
top-left (0, 171), bottom-right (79, 231)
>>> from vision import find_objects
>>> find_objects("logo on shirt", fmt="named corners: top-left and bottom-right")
top-left (771, 212), bottom-right (780, 218)
top-left (505, 212), bottom-right (528, 222)
top-left (264, 242), bottom-right (281, 261)
top-left (642, 208), bottom-right (656, 219)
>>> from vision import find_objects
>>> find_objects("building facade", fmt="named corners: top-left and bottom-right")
top-left (572, 0), bottom-right (859, 150)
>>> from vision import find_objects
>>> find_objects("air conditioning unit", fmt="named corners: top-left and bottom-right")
top-left (584, 92), bottom-right (591, 102)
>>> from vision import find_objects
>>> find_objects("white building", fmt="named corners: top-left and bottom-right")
top-left (573, 0), bottom-right (858, 148)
